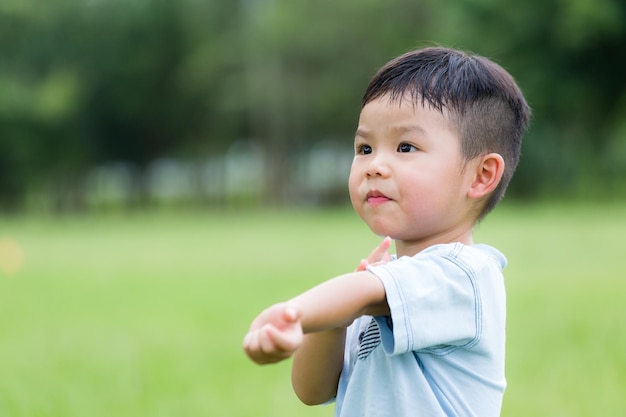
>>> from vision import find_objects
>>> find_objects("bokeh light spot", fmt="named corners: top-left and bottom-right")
top-left (0, 238), bottom-right (24, 276)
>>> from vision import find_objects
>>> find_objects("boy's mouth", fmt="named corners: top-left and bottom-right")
top-left (366, 190), bottom-right (391, 206)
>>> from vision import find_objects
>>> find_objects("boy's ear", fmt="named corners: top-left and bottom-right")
top-left (467, 153), bottom-right (505, 199)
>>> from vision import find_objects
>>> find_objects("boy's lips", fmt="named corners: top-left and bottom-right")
top-left (366, 190), bottom-right (391, 206)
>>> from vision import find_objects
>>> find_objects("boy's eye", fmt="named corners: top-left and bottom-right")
top-left (357, 144), bottom-right (373, 155)
top-left (398, 143), bottom-right (418, 153)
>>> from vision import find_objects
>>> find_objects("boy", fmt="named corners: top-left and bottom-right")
top-left (243, 47), bottom-right (531, 416)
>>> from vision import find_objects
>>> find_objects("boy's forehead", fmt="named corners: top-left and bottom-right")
top-left (364, 92), bottom-right (451, 113)
top-left (356, 95), bottom-right (459, 139)
top-left (359, 94), bottom-right (454, 125)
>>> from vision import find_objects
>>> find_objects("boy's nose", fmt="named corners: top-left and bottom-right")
top-left (365, 154), bottom-right (391, 178)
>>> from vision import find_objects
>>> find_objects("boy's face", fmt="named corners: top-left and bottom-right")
top-left (349, 95), bottom-right (478, 251)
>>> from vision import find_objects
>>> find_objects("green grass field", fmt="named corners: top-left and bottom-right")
top-left (0, 203), bottom-right (624, 416)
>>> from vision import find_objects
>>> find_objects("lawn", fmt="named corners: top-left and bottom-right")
top-left (0, 202), bottom-right (624, 416)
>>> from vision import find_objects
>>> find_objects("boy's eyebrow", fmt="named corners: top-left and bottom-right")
top-left (393, 124), bottom-right (427, 137)
top-left (354, 128), bottom-right (369, 138)
top-left (354, 124), bottom-right (428, 139)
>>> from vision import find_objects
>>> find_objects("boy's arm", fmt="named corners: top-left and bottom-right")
top-left (242, 271), bottom-right (388, 363)
top-left (243, 238), bottom-right (392, 403)
top-left (287, 236), bottom-right (391, 331)
top-left (291, 270), bottom-right (388, 332)
top-left (288, 270), bottom-right (388, 404)
top-left (291, 329), bottom-right (346, 405)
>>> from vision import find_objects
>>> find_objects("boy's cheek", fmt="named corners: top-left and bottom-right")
top-left (347, 174), bottom-right (360, 198)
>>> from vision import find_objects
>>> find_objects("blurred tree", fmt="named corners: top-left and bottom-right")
top-left (0, 0), bottom-right (625, 210)
top-left (423, 0), bottom-right (626, 197)
top-left (233, 0), bottom-right (429, 202)
top-left (0, 0), bottom-right (224, 209)
top-left (77, 0), bottom-right (194, 205)
top-left (0, 3), bottom-right (91, 210)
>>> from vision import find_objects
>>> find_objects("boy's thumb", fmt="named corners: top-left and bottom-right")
top-left (284, 305), bottom-right (301, 322)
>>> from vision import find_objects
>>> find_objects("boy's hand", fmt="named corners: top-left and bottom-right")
top-left (243, 303), bottom-right (303, 365)
top-left (356, 236), bottom-right (392, 271)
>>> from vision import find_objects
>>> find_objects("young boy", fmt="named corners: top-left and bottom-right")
top-left (243, 46), bottom-right (531, 416)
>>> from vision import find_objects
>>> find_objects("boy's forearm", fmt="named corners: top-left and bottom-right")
top-left (289, 270), bottom-right (388, 333)
top-left (292, 329), bottom-right (346, 405)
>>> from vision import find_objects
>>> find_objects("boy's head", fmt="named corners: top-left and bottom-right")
top-left (362, 47), bottom-right (531, 220)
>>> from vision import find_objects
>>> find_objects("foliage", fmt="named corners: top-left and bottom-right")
top-left (1, 0), bottom-right (625, 210)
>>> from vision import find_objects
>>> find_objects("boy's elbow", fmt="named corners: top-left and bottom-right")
top-left (292, 375), bottom-right (337, 406)
top-left (294, 388), bottom-right (334, 406)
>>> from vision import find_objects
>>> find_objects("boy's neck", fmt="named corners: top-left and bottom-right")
top-left (394, 226), bottom-right (475, 257)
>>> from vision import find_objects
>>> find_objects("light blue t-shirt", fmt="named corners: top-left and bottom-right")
top-left (334, 243), bottom-right (507, 417)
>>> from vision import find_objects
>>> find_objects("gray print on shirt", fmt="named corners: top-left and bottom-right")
top-left (357, 318), bottom-right (381, 360)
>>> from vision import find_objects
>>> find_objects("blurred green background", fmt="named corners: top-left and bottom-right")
top-left (1, 206), bottom-right (625, 416)
top-left (1, 0), bottom-right (625, 210)
top-left (1, 1), bottom-right (625, 416)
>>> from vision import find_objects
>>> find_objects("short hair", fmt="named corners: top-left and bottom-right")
top-left (362, 47), bottom-right (531, 220)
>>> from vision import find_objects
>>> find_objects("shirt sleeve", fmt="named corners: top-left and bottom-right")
top-left (367, 243), bottom-right (483, 355)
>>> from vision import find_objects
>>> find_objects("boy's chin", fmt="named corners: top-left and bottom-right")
top-left (366, 223), bottom-right (394, 239)
top-left (355, 211), bottom-right (395, 237)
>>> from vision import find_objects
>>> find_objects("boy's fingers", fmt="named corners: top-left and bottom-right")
top-left (367, 236), bottom-right (392, 264)
top-left (356, 259), bottom-right (368, 271)
top-left (283, 305), bottom-right (301, 322)
top-left (245, 325), bottom-right (299, 364)
top-left (357, 237), bottom-right (392, 272)
top-left (243, 331), bottom-right (263, 362)
top-left (265, 324), bottom-right (302, 354)
top-left (243, 328), bottom-right (279, 364)
top-left (259, 325), bottom-right (279, 355)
